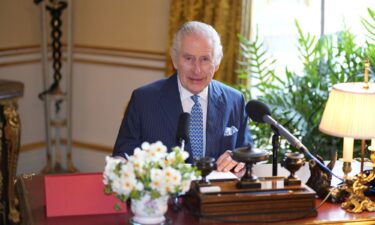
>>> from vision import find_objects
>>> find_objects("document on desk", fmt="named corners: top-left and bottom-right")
top-left (206, 170), bottom-right (238, 180)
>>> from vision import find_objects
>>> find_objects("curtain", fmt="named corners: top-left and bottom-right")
top-left (166, 0), bottom-right (252, 85)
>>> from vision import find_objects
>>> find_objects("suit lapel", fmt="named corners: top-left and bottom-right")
top-left (206, 81), bottom-right (225, 159)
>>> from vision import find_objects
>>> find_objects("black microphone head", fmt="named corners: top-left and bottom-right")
top-left (176, 112), bottom-right (190, 145)
top-left (245, 100), bottom-right (271, 123)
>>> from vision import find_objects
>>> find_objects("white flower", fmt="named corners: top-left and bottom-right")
top-left (103, 156), bottom-right (122, 184)
top-left (133, 147), bottom-right (145, 159)
top-left (150, 168), bottom-right (164, 189)
top-left (150, 168), bottom-right (167, 195)
top-left (117, 177), bottom-right (136, 196)
top-left (148, 141), bottom-right (168, 162)
top-left (165, 151), bottom-right (177, 166)
top-left (164, 167), bottom-right (181, 187)
top-left (141, 142), bottom-right (151, 151)
top-left (135, 181), bottom-right (144, 191)
top-left (103, 141), bottom-right (200, 201)
top-left (129, 148), bottom-right (146, 174)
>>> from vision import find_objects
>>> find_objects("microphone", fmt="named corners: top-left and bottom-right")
top-left (176, 112), bottom-right (190, 151)
top-left (246, 100), bottom-right (307, 152)
top-left (246, 100), bottom-right (343, 181)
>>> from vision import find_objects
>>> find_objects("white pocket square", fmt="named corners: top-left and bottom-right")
top-left (224, 126), bottom-right (238, 136)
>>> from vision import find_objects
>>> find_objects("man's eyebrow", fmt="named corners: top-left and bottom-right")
top-left (182, 53), bottom-right (194, 57)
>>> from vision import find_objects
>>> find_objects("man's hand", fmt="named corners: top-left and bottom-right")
top-left (216, 150), bottom-right (245, 175)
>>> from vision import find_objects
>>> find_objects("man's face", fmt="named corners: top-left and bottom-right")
top-left (173, 34), bottom-right (219, 94)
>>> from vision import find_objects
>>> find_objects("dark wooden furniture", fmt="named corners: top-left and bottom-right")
top-left (186, 178), bottom-right (317, 223)
top-left (0, 79), bottom-right (23, 225)
top-left (16, 174), bottom-right (375, 225)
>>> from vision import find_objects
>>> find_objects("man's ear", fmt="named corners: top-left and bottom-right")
top-left (214, 63), bottom-right (220, 72)
top-left (171, 57), bottom-right (178, 70)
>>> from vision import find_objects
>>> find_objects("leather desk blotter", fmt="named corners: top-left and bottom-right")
top-left (44, 172), bottom-right (127, 217)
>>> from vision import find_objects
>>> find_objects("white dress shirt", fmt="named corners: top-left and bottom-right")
top-left (177, 76), bottom-right (208, 156)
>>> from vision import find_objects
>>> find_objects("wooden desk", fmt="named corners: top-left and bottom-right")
top-left (16, 174), bottom-right (375, 225)
top-left (0, 79), bottom-right (23, 225)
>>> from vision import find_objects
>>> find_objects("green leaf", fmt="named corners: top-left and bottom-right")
top-left (104, 185), bottom-right (112, 195)
top-left (114, 203), bottom-right (122, 211)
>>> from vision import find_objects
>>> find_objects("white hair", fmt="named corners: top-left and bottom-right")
top-left (170, 21), bottom-right (223, 67)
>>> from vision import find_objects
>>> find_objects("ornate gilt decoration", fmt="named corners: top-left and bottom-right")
top-left (2, 100), bottom-right (21, 223)
top-left (341, 171), bottom-right (375, 213)
top-left (0, 117), bottom-right (4, 224)
top-left (338, 149), bottom-right (375, 213)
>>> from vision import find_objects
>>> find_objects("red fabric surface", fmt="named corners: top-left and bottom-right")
top-left (44, 172), bottom-right (127, 217)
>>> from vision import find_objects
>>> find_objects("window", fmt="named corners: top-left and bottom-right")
top-left (251, 0), bottom-right (373, 75)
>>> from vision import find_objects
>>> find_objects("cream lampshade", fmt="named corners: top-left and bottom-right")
top-left (319, 81), bottom-right (375, 170)
top-left (319, 81), bottom-right (375, 174)
top-left (319, 82), bottom-right (375, 140)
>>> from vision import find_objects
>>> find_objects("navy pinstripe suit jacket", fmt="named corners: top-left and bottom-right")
top-left (112, 73), bottom-right (252, 162)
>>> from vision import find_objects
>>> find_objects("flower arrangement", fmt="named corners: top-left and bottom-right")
top-left (103, 141), bottom-right (200, 208)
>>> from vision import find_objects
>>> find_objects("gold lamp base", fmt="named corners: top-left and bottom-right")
top-left (340, 149), bottom-right (375, 213)
top-left (341, 172), bottom-right (375, 213)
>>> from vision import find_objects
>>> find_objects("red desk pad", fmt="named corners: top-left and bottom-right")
top-left (44, 172), bottom-right (127, 217)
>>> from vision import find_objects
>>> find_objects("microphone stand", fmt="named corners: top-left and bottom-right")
top-left (271, 126), bottom-right (280, 176)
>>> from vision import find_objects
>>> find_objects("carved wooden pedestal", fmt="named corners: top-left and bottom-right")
top-left (0, 79), bottom-right (23, 225)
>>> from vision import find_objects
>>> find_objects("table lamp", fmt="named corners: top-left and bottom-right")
top-left (319, 59), bottom-right (375, 213)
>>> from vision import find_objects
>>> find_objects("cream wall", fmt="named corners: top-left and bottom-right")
top-left (0, 0), bottom-right (170, 51)
top-left (0, 0), bottom-right (40, 48)
top-left (74, 0), bottom-right (170, 52)
top-left (0, 0), bottom-right (171, 174)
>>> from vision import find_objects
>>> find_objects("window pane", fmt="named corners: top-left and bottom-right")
top-left (250, 0), bottom-right (373, 76)
top-left (251, 0), bottom-right (321, 75)
top-left (325, 0), bottom-right (373, 45)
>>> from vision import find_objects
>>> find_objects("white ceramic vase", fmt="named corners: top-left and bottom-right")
top-left (131, 194), bottom-right (169, 224)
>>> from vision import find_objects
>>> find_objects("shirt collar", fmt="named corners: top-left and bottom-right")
top-left (177, 74), bottom-right (208, 101)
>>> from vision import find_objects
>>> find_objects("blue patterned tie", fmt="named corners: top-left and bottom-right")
top-left (189, 95), bottom-right (204, 158)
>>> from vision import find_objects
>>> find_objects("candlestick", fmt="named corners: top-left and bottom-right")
top-left (343, 137), bottom-right (354, 162)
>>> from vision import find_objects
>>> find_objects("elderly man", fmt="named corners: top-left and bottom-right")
top-left (113, 21), bottom-right (252, 175)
